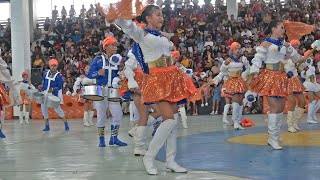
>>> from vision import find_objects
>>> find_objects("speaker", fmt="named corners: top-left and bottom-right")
top-left (31, 68), bottom-right (42, 88)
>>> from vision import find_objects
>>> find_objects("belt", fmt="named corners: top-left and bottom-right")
top-left (228, 71), bottom-right (242, 78)
top-left (306, 75), bottom-right (315, 82)
top-left (148, 56), bottom-right (173, 68)
top-left (266, 63), bottom-right (284, 71)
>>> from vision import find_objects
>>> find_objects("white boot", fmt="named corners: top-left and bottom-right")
top-left (179, 107), bottom-right (188, 129)
top-left (19, 111), bottom-right (24, 125)
top-left (88, 111), bottom-right (95, 126)
top-left (293, 107), bottom-right (304, 130)
top-left (267, 113), bottom-right (283, 150)
top-left (147, 115), bottom-right (158, 127)
top-left (24, 112), bottom-right (30, 124)
top-left (0, 110), bottom-right (5, 124)
top-left (134, 126), bottom-right (147, 156)
top-left (83, 111), bottom-right (91, 127)
top-left (312, 101), bottom-right (320, 123)
top-left (128, 122), bottom-right (138, 137)
top-left (237, 105), bottom-right (245, 130)
top-left (143, 119), bottom-right (178, 175)
top-left (287, 111), bottom-right (296, 133)
top-left (165, 126), bottom-right (188, 173)
top-left (222, 104), bottom-right (231, 124)
top-left (232, 103), bottom-right (243, 129)
top-left (307, 101), bottom-right (318, 124)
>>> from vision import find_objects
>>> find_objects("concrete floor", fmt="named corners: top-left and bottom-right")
top-left (0, 113), bottom-right (315, 180)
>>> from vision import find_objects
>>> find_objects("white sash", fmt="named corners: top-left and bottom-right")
top-left (101, 55), bottom-right (118, 87)
top-left (45, 71), bottom-right (60, 92)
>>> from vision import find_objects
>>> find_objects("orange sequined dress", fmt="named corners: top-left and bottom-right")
top-left (141, 65), bottom-right (197, 103)
top-left (0, 83), bottom-right (11, 109)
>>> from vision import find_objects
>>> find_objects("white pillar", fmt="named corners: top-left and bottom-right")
top-left (11, 0), bottom-right (31, 80)
top-left (11, 0), bottom-right (31, 116)
top-left (227, 0), bottom-right (238, 20)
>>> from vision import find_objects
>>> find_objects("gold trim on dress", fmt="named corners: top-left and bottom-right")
top-left (266, 62), bottom-right (284, 71)
top-left (306, 75), bottom-right (315, 82)
top-left (228, 71), bottom-right (242, 78)
top-left (148, 56), bottom-right (173, 68)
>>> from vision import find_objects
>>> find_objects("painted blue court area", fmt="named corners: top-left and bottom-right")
top-left (157, 124), bottom-right (320, 180)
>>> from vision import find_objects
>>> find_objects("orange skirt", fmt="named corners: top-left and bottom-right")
top-left (0, 84), bottom-right (10, 107)
top-left (141, 66), bottom-right (197, 103)
top-left (119, 69), bottom-right (146, 96)
top-left (221, 84), bottom-right (231, 98)
top-left (251, 69), bottom-right (288, 97)
top-left (287, 76), bottom-right (305, 94)
top-left (223, 77), bottom-right (248, 94)
top-left (20, 91), bottom-right (32, 105)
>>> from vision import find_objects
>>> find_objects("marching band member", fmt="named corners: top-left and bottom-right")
top-left (88, 36), bottom-right (127, 147)
top-left (285, 40), bottom-right (306, 132)
top-left (248, 20), bottom-right (320, 149)
top-left (123, 50), bottom-right (161, 156)
top-left (39, 59), bottom-right (69, 131)
top-left (99, 4), bottom-right (196, 174)
top-left (301, 53), bottom-right (320, 124)
top-left (0, 51), bottom-right (22, 138)
top-left (72, 65), bottom-right (95, 127)
top-left (18, 72), bottom-right (36, 125)
top-left (213, 42), bottom-right (249, 130)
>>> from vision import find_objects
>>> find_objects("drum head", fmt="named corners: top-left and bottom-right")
top-left (83, 95), bottom-right (104, 101)
top-left (108, 97), bottom-right (122, 102)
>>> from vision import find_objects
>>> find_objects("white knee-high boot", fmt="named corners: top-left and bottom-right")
top-left (237, 105), bottom-right (245, 130)
top-left (24, 111), bottom-right (30, 124)
top-left (287, 111), bottom-right (296, 133)
top-left (268, 113), bottom-right (283, 150)
top-left (143, 119), bottom-right (178, 175)
top-left (307, 100), bottom-right (318, 124)
top-left (222, 104), bottom-right (231, 124)
top-left (312, 101), bottom-right (320, 123)
top-left (19, 111), bottom-right (24, 125)
top-left (133, 115), bottom-right (158, 156)
top-left (178, 106), bottom-right (188, 129)
top-left (293, 107), bottom-right (304, 130)
top-left (165, 113), bottom-right (187, 173)
top-left (88, 111), bottom-right (95, 126)
top-left (83, 111), bottom-right (90, 127)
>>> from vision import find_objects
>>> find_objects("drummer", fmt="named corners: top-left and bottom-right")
top-left (39, 59), bottom-right (70, 131)
top-left (88, 36), bottom-right (127, 147)
top-left (18, 72), bottom-right (36, 125)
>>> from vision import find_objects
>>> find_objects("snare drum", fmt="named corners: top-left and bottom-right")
top-left (46, 95), bottom-right (61, 108)
top-left (108, 88), bottom-right (122, 102)
top-left (82, 85), bottom-right (104, 101)
top-left (33, 92), bottom-right (45, 104)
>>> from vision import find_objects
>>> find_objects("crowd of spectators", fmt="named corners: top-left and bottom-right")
top-left (1, 0), bottom-right (320, 115)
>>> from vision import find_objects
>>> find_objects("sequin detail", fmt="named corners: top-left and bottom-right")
top-left (287, 76), bottom-right (305, 94)
top-left (141, 66), bottom-right (197, 103)
top-left (0, 83), bottom-right (10, 106)
top-left (223, 77), bottom-right (248, 94)
top-left (20, 91), bottom-right (32, 105)
top-left (251, 69), bottom-right (288, 97)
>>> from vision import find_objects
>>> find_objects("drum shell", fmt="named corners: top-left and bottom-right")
top-left (108, 88), bottom-right (121, 102)
top-left (82, 85), bottom-right (104, 101)
top-left (33, 92), bottom-right (44, 104)
top-left (46, 95), bottom-right (61, 108)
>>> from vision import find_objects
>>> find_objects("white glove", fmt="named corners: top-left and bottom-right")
top-left (127, 77), bottom-right (139, 89)
top-left (66, 91), bottom-right (72, 96)
top-left (311, 40), bottom-right (320, 51)
top-left (82, 78), bottom-right (96, 85)
top-left (71, 92), bottom-right (77, 96)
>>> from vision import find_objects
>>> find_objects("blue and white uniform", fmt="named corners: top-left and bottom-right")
top-left (88, 53), bottom-right (123, 128)
top-left (40, 70), bottom-right (65, 119)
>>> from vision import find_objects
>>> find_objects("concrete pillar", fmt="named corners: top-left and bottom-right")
top-left (11, 0), bottom-right (31, 116)
top-left (227, 0), bottom-right (238, 20)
